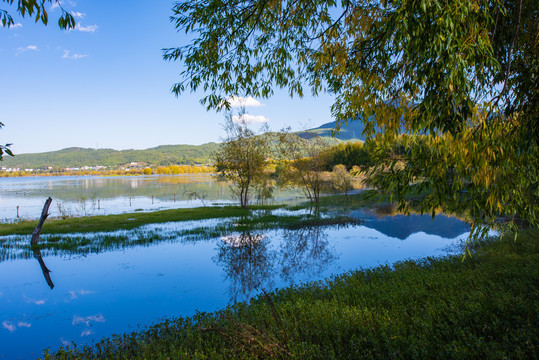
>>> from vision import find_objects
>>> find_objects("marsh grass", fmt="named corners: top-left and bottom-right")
top-left (43, 228), bottom-right (538, 359)
top-left (0, 210), bottom-right (362, 261)
top-left (0, 205), bottom-right (283, 236)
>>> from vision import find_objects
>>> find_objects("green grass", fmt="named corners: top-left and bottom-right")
top-left (0, 191), bottom-right (398, 237)
top-left (44, 228), bottom-right (538, 359)
top-left (0, 205), bottom-right (283, 236)
top-left (0, 209), bottom-right (363, 261)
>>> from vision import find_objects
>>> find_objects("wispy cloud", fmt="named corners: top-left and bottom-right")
top-left (24, 295), bottom-right (46, 305)
top-left (16, 45), bottom-right (38, 55)
top-left (232, 114), bottom-right (269, 124)
top-left (62, 50), bottom-right (88, 59)
top-left (51, 0), bottom-right (76, 11)
top-left (71, 11), bottom-right (85, 19)
top-left (68, 289), bottom-right (94, 299)
top-left (72, 314), bottom-right (105, 327)
top-left (223, 96), bottom-right (264, 108)
top-left (60, 338), bottom-right (71, 347)
top-left (73, 23), bottom-right (98, 33)
top-left (1, 321), bottom-right (30, 332)
top-left (81, 329), bottom-right (94, 337)
top-left (2, 321), bottom-right (16, 332)
top-left (9, 23), bottom-right (22, 29)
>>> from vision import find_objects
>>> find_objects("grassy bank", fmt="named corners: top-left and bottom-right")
top-left (45, 228), bottom-right (538, 359)
top-left (0, 205), bottom-right (284, 236)
top-left (0, 191), bottom-right (381, 237)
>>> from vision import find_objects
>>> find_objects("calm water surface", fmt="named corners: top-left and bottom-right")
top-left (0, 211), bottom-right (471, 359)
top-left (0, 175), bottom-right (300, 221)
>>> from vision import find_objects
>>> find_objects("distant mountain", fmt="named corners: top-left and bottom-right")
top-left (1, 143), bottom-right (220, 169)
top-left (2, 121), bottom-right (365, 170)
top-left (297, 120), bottom-right (374, 141)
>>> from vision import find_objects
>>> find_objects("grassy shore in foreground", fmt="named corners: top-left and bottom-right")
top-left (44, 228), bottom-right (538, 359)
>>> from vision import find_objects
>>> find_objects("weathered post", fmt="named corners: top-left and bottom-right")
top-left (33, 248), bottom-right (54, 289)
top-left (30, 197), bottom-right (54, 289)
top-left (31, 197), bottom-right (52, 246)
top-left (16, 205), bottom-right (19, 218)
top-left (98, 199), bottom-right (100, 210)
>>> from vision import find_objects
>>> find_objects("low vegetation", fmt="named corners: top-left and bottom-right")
top-left (0, 205), bottom-right (282, 236)
top-left (43, 228), bottom-right (538, 359)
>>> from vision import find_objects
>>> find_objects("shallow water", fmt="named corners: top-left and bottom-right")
top-left (0, 212), bottom-right (470, 359)
top-left (0, 175), bottom-right (300, 221)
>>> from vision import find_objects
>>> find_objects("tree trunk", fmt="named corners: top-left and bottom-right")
top-left (31, 197), bottom-right (52, 246)
top-left (33, 248), bottom-right (54, 289)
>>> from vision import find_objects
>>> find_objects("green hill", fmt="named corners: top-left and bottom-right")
top-left (1, 121), bottom-right (361, 170)
top-left (1, 143), bottom-right (220, 169)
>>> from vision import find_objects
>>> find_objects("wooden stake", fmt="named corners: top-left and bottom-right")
top-left (31, 197), bottom-right (52, 246)
top-left (33, 248), bottom-right (54, 289)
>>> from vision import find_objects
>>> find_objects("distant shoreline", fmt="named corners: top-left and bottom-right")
top-left (0, 165), bottom-right (215, 178)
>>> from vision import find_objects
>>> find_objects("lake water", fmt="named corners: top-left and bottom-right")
top-left (0, 175), bottom-right (301, 222)
top-left (0, 210), bottom-right (471, 359)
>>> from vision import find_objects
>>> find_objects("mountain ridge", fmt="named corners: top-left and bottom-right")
top-left (1, 121), bottom-right (366, 169)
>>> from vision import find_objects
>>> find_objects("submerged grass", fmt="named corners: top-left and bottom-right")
top-left (43, 228), bottom-right (538, 359)
top-left (0, 210), bottom-right (362, 261)
top-left (0, 205), bottom-right (283, 236)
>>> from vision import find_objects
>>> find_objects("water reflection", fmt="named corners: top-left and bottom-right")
top-left (215, 232), bottom-right (276, 302)
top-left (279, 226), bottom-right (337, 283)
top-left (214, 227), bottom-right (339, 302)
top-left (33, 248), bottom-right (54, 289)
top-left (0, 212), bottom-right (472, 359)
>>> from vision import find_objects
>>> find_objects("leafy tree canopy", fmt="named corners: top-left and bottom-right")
top-left (1, 0), bottom-right (75, 29)
top-left (165, 0), bottom-right (538, 236)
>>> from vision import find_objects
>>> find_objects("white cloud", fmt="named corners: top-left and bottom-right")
top-left (51, 1), bottom-right (76, 11)
top-left (73, 23), bottom-right (98, 32)
top-left (2, 321), bottom-right (15, 332)
top-left (71, 11), bottom-right (85, 19)
top-left (224, 96), bottom-right (264, 108)
top-left (231, 114), bottom-right (269, 124)
top-left (81, 329), bottom-right (94, 337)
top-left (68, 289), bottom-right (94, 299)
top-left (17, 322), bottom-right (31, 328)
top-left (9, 23), bottom-right (22, 29)
top-left (62, 50), bottom-right (88, 59)
top-left (72, 314), bottom-right (105, 326)
top-left (60, 338), bottom-right (71, 347)
top-left (24, 296), bottom-right (46, 305)
top-left (16, 45), bottom-right (38, 55)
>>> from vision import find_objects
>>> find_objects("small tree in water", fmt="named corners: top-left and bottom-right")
top-left (214, 112), bottom-right (270, 209)
top-left (277, 130), bottom-right (329, 205)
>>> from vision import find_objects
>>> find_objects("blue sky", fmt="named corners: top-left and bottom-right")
top-left (0, 1), bottom-right (334, 154)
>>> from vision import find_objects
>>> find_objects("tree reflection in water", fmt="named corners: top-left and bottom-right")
top-left (279, 226), bottom-right (337, 284)
top-left (33, 248), bottom-right (54, 289)
top-left (215, 226), bottom-right (339, 303)
top-left (215, 232), bottom-right (276, 302)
